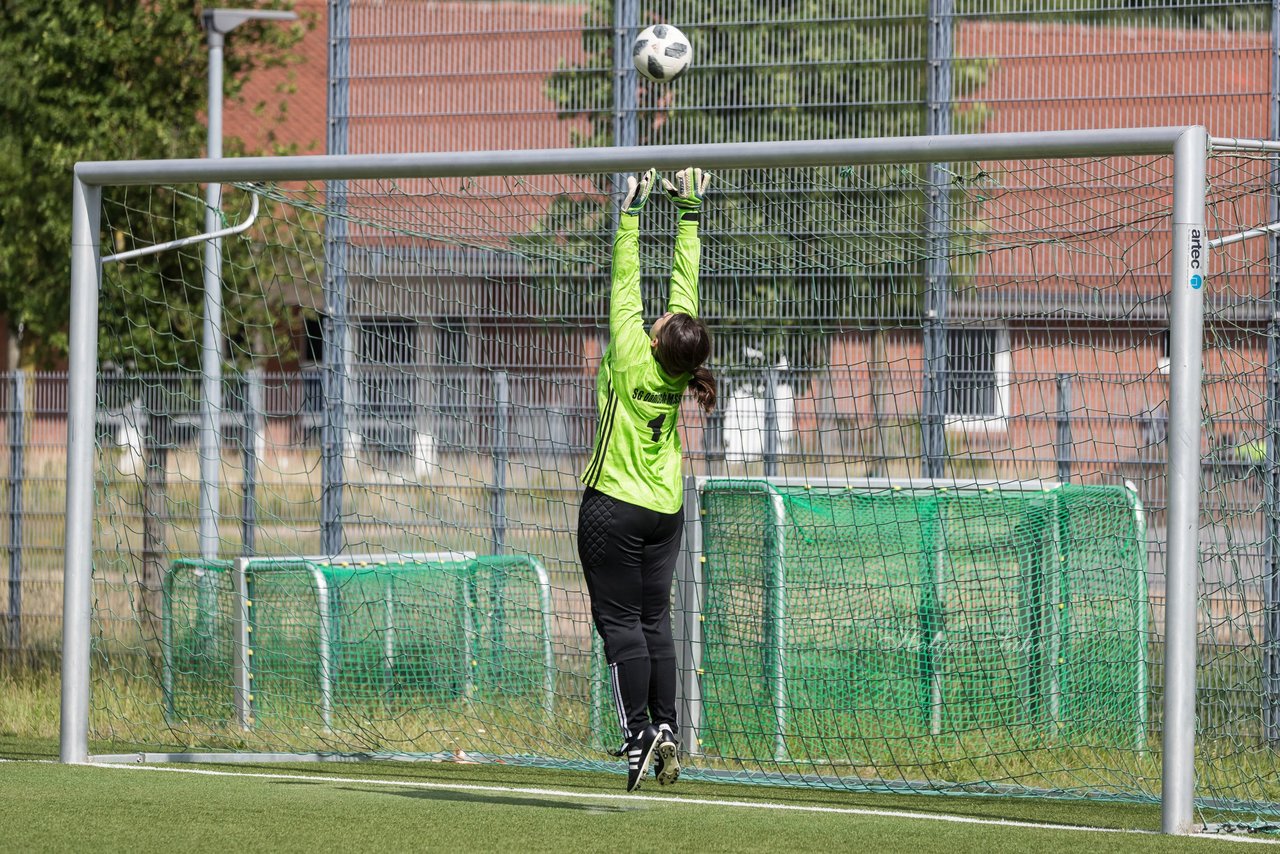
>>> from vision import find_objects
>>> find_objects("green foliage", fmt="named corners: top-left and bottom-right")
top-left (0, 0), bottom-right (310, 368)
top-left (98, 181), bottom-right (326, 374)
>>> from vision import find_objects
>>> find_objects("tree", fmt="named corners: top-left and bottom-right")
top-left (0, 0), bottom-right (310, 369)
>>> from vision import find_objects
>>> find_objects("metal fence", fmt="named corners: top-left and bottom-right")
top-left (0, 357), bottom-right (1268, 657)
top-left (329, 1), bottom-right (1278, 153)
top-left (5, 7), bottom-right (1274, 706)
top-left (314, 12), bottom-right (1280, 791)
top-left (319, 0), bottom-right (1280, 525)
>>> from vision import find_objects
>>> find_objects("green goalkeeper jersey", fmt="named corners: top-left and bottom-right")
top-left (581, 213), bottom-right (700, 514)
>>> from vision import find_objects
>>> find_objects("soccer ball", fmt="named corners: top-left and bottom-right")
top-left (632, 24), bottom-right (692, 83)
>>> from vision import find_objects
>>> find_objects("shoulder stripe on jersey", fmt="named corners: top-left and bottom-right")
top-left (584, 381), bottom-right (611, 483)
top-left (586, 389), bottom-right (618, 487)
top-left (585, 384), bottom-right (619, 487)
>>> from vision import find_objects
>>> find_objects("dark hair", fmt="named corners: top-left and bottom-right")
top-left (654, 313), bottom-right (716, 413)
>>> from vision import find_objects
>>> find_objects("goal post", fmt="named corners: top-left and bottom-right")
top-left (1163, 126), bottom-right (1208, 833)
top-left (62, 127), bottom-right (1215, 832)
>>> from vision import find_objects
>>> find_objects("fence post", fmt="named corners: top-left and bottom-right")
top-left (491, 371), bottom-right (508, 554)
top-left (763, 367), bottom-right (779, 477)
top-left (1056, 374), bottom-right (1073, 483)
top-left (921, 0), bottom-right (954, 480)
top-left (139, 400), bottom-right (170, 642)
top-left (322, 0), bottom-right (352, 557)
top-left (610, 0), bottom-right (639, 220)
top-left (241, 368), bottom-right (263, 557)
top-left (6, 371), bottom-right (24, 657)
top-left (1263, 0), bottom-right (1280, 745)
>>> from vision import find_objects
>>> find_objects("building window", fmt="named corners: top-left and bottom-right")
top-left (359, 318), bottom-right (416, 367)
top-left (302, 314), bottom-right (324, 366)
top-left (437, 317), bottom-right (468, 367)
top-left (300, 314), bottom-right (325, 420)
top-left (355, 319), bottom-right (418, 455)
top-left (946, 328), bottom-right (1010, 428)
top-left (436, 318), bottom-right (470, 448)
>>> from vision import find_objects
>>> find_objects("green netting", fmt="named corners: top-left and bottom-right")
top-left (163, 556), bottom-right (555, 734)
top-left (163, 559), bottom-right (236, 723)
top-left (697, 481), bottom-right (1147, 773)
top-left (160, 482), bottom-right (1149, 795)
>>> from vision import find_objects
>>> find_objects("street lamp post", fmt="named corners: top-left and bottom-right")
top-left (198, 8), bottom-right (297, 564)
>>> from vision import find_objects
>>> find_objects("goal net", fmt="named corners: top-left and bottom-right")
top-left (63, 129), bottom-right (1280, 826)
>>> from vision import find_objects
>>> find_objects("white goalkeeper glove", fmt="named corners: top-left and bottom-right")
top-left (662, 166), bottom-right (711, 220)
top-left (620, 168), bottom-right (657, 216)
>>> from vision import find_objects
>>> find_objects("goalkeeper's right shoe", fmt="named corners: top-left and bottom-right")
top-left (652, 723), bottom-right (680, 786)
top-left (625, 724), bottom-right (661, 793)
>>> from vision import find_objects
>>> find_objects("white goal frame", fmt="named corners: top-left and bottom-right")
top-left (63, 126), bottom-right (1208, 833)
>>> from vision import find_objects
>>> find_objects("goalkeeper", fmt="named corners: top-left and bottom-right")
top-left (578, 167), bottom-right (715, 792)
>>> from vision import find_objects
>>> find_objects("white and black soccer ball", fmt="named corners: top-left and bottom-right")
top-left (632, 23), bottom-right (692, 83)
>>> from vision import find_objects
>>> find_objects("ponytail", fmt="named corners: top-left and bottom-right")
top-left (688, 366), bottom-right (717, 413)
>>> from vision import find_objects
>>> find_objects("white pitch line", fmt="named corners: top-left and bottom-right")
top-left (69, 761), bottom-right (1278, 845)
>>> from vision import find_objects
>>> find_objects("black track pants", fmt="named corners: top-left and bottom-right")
top-left (578, 486), bottom-right (683, 742)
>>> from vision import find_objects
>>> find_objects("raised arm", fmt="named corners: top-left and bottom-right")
top-left (667, 218), bottom-right (700, 318)
top-left (609, 170), bottom-right (656, 364)
top-left (662, 167), bottom-right (710, 318)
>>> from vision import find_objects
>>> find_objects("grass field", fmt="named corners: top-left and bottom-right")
top-left (1, 735), bottom-right (1276, 852)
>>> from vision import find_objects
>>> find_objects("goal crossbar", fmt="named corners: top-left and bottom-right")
top-left (72, 126), bottom-right (1196, 186)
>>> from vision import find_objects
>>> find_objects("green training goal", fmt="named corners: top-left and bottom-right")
top-left (687, 478), bottom-right (1147, 775)
top-left (163, 552), bottom-right (555, 740)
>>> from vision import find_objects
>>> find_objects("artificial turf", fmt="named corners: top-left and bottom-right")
top-left (0, 736), bottom-right (1271, 852)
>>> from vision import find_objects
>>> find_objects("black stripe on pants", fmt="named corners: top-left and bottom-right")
top-left (578, 486), bottom-right (682, 742)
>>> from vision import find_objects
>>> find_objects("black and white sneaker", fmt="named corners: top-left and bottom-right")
top-left (625, 724), bottom-right (660, 793)
top-left (653, 723), bottom-right (680, 786)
